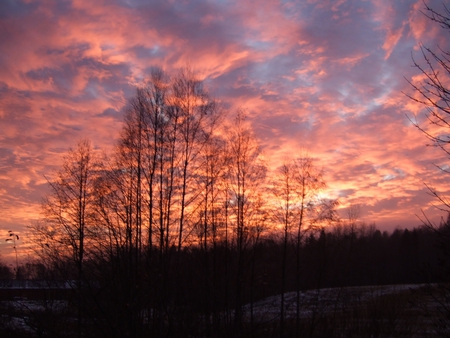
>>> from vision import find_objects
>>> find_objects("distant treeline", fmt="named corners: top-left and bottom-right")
top-left (3, 223), bottom-right (446, 286)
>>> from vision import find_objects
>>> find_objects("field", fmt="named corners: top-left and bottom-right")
top-left (1, 282), bottom-right (448, 337)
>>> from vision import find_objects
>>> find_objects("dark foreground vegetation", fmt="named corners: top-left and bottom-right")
top-left (2, 223), bottom-right (450, 337)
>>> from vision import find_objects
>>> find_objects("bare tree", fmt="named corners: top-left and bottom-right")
top-left (406, 3), bottom-right (450, 158)
top-left (289, 156), bottom-right (328, 336)
top-left (189, 135), bottom-right (229, 333)
top-left (405, 1), bottom-right (450, 254)
top-left (40, 139), bottom-right (97, 276)
top-left (225, 110), bottom-right (267, 334)
top-left (406, 2), bottom-right (450, 335)
top-left (38, 138), bottom-right (98, 337)
top-left (270, 163), bottom-right (296, 336)
top-left (170, 68), bottom-right (220, 253)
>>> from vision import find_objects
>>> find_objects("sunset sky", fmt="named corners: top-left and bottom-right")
top-left (1, 0), bottom-right (450, 261)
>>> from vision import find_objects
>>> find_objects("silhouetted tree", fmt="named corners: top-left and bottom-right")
top-left (287, 156), bottom-right (329, 335)
top-left (270, 158), bottom-right (334, 336)
top-left (37, 138), bottom-right (98, 337)
top-left (405, 1), bottom-right (450, 221)
top-left (225, 110), bottom-right (267, 334)
top-left (271, 163), bottom-right (295, 336)
top-left (406, 3), bottom-right (450, 156)
top-left (406, 3), bottom-right (450, 335)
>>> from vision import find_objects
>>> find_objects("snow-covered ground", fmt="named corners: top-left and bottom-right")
top-left (242, 284), bottom-right (425, 321)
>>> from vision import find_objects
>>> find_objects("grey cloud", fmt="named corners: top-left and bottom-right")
top-left (96, 108), bottom-right (122, 120)
top-left (0, 0), bottom-right (38, 19)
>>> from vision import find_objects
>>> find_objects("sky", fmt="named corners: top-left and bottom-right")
top-left (1, 0), bottom-right (450, 262)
